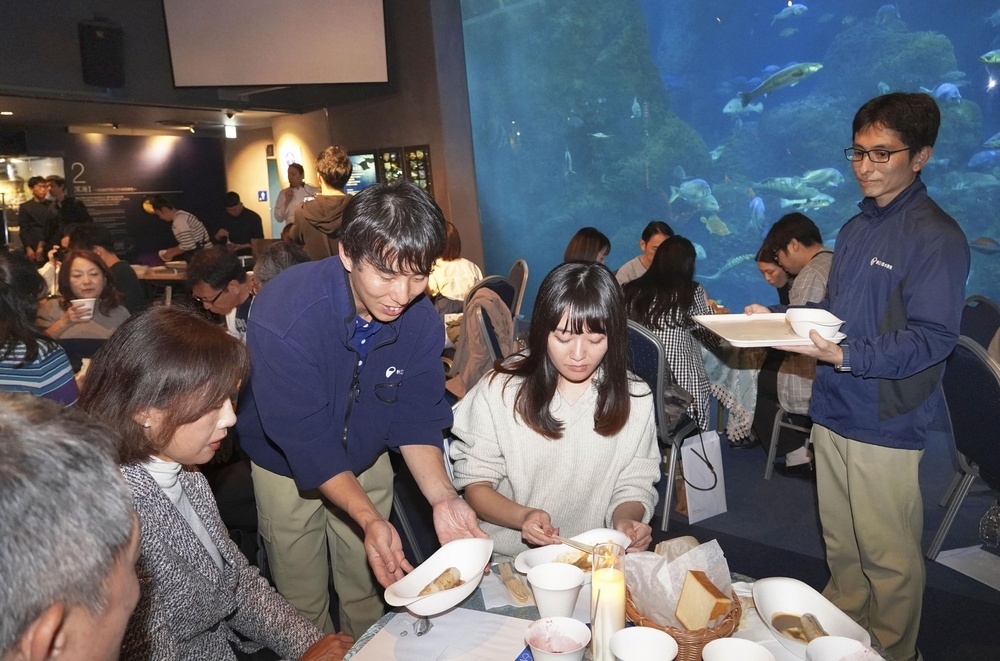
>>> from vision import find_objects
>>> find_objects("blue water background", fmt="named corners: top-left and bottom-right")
top-left (460, 0), bottom-right (1000, 313)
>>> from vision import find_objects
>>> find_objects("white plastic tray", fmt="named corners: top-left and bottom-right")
top-left (693, 313), bottom-right (845, 348)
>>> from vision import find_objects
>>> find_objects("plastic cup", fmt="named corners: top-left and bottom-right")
top-left (71, 298), bottom-right (97, 321)
top-left (525, 617), bottom-right (591, 661)
top-left (527, 562), bottom-right (585, 619)
top-left (609, 627), bottom-right (678, 661)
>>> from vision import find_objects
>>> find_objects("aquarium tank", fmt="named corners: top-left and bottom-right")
top-left (459, 0), bottom-right (1000, 314)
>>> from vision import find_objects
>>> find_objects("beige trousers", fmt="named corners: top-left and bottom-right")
top-left (251, 453), bottom-right (394, 639)
top-left (813, 424), bottom-right (924, 661)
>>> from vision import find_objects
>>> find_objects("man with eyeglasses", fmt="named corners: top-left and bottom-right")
top-left (782, 93), bottom-right (969, 661)
top-left (186, 246), bottom-right (255, 341)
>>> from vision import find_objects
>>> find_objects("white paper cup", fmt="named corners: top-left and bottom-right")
top-left (525, 617), bottom-right (591, 661)
top-left (610, 626), bottom-right (678, 661)
top-left (71, 298), bottom-right (97, 321)
top-left (701, 638), bottom-right (775, 661)
top-left (527, 562), bottom-right (585, 619)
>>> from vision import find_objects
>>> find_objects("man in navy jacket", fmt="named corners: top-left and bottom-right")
top-left (238, 181), bottom-right (485, 638)
top-left (783, 93), bottom-right (969, 661)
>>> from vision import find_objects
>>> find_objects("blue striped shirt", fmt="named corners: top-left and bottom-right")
top-left (0, 342), bottom-right (79, 406)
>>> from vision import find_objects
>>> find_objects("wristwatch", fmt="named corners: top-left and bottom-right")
top-left (835, 343), bottom-right (851, 372)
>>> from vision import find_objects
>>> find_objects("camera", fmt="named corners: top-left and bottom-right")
top-left (53, 246), bottom-right (67, 263)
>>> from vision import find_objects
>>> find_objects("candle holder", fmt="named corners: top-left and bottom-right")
top-left (590, 542), bottom-right (626, 661)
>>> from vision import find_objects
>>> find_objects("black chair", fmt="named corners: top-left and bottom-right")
top-left (926, 336), bottom-right (1000, 560)
top-left (465, 275), bottom-right (516, 314)
top-left (507, 259), bottom-right (529, 318)
top-left (625, 320), bottom-right (700, 532)
top-left (960, 295), bottom-right (1000, 350)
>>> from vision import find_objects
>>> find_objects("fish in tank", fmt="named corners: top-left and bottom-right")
top-left (460, 0), bottom-right (1000, 313)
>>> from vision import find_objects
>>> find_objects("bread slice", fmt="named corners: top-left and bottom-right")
top-left (674, 570), bottom-right (731, 630)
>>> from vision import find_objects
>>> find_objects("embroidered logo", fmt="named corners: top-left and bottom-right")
top-left (870, 256), bottom-right (893, 270)
top-left (385, 366), bottom-right (404, 378)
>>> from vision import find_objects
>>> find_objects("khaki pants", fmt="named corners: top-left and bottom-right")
top-left (813, 425), bottom-right (924, 661)
top-left (251, 453), bottom-right (394, 639)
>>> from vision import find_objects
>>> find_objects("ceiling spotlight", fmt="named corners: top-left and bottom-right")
top-left (224, 125), bottom-right (237, 139)
top-left (188, 126), bottom-right (195, 133)
top-left (0, 111), bottom-right (12, 116)
top-left (112, 122), bottom-right (119, 129)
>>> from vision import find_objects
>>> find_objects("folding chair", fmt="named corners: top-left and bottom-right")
top-left (625, 320), bottom-right (700, 532)
top-left (960, 295), bottom-right (1000, 350)
top-left (764, 408), bottom-right (813, 480)
top-left (465, 275), bottom-right (516, 314)
top-left (507, 259), bottom-right (529, 318)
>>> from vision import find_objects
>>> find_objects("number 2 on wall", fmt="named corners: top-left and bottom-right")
top-left (71, 162), bottom-right (86, 184)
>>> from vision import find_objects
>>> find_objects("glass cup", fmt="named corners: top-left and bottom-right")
top-left (590, 542), bottom-right (626, 661)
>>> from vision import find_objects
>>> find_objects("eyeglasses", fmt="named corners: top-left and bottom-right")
top-left (193, 288), bottom-right (225, 305)
top-left (844, 147), bottom-right (911, 163)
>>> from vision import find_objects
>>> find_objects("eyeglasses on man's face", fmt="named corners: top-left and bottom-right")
top-left (844, 147), bottom-right (911, 163)
top-left (193, 288), bottom-right (225, 305)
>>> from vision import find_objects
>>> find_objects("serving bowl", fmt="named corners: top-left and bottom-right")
top-left (383, 537), bottom-right (493, 616)
top-left (785, 308), bottom-right (844, 340)
top-left (752, 577), bottom-right (870, 658)
top-left (514, 528), bottom-right (631, 583)
top-left (701, 637), bottom-right (775, 661)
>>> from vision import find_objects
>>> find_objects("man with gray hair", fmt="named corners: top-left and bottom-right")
top-left (0, 393), bottom-right (139, 660)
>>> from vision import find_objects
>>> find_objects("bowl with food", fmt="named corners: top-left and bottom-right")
top-left (383, 537), bottom-right (493, 617)
top-left (514, 528), bottom-right (630, 583)
top-left (525, 617), bottom-right (591, 661)
top-left (785, 308), bottom-right (844, 340)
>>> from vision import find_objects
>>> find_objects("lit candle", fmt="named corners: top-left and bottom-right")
top-left (591, 543), bottom-right (625, 661)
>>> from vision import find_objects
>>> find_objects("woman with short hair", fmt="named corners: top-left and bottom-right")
top-left (37, 249), bottom-right (129, 339)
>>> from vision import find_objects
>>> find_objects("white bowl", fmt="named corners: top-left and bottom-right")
top-left (752, 577), bottom-right (870, 658)
top-left (525, 617), bottom-right (591, 661)
top-left (702, 638), bottom-right (775, 661)
top-left (785, 308), bottom-right (844, 339)
top-left (514, 528), bottom-right (631, 583)
top-left (383, 537), bottom-right (493, 616)
top-left (806, 636), bottom-right (882, 661)
top-left (610, 626), bottom-right (678, 661)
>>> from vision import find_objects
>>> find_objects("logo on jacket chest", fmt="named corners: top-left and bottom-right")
top-left (870, 256), bottom-right (893, 270)
top-left (385, 366), bottom-right (404, 378)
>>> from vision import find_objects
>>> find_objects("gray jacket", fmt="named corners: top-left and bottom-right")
top-left (120, 463), bottom-right (323, 660)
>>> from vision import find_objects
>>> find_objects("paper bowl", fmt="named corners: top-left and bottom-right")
top-left (752, 577), bottom-right (870, 658)
top-left (806, 636), bottom-right (882, 661)
top-left (610, 626), bottom-right (678, 661)
top-left (514, 528), bottom-right (630, 583)
top-left (785, 308), bottom-right (844, 339)
top-left (525, 617), bottom-right (591, 661)
top-left (701, 637), bottom-right (775, 661)
top-left (383, 537), bottom-right (492, 617)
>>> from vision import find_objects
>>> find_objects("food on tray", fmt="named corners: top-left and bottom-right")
top-left (418, 567), bottom-right (464, 596)
top-left (674, 570), bottom-right (731, 630)
top-left (554, 550), bottom-right (591, 571)
top-left (771, 611), bottom-right (829, 643)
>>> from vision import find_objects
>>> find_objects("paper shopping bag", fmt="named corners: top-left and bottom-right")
top-left (679, 431), bottom-right (727, 524)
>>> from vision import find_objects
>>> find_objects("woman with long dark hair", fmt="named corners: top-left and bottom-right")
top-left (623, 235), bottom-right (715, 430)
top-left (80, 307), bottom-right (352, 660)
top-left (563, 226), bottom-right (611, 264)
top-left (450, 262), bottom-right (659, 558)
top-left (37, 249), bottom-right (129, 339)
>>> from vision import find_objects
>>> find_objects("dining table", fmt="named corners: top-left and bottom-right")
top-left (132, 263), bottom-right (187, 305)
top-left (701, 342), bottom-right (767, 441)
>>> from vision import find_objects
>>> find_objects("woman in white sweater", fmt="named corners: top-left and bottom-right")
top-left (450, 262), bottom-right (660, 559)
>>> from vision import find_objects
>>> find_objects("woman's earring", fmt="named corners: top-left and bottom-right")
top-left (142, 422), bottom-right (151, 429)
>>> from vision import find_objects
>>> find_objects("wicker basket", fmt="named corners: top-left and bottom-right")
top-left (624, 587), bottom-right (742, 661)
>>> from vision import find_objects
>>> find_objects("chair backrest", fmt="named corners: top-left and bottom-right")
top-left (475, 306), bottom-right (504, 364)
top-left (942, 335), bottom-right (1000, 490)
top-left (507, 259), bottom-right (529, 317)
top-left (960, 295), bottom-right (1000, 350)
top-left (465, 275), bottom-right (516, 313)
top-left (626, 320), bottom-right (668, 433)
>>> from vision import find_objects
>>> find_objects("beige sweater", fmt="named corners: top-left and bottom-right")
top-left (450, 371), bottom-right (660, 558)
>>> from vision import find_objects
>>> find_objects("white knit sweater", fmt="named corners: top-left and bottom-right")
top-left (450, 371), bottom-right (660, 558)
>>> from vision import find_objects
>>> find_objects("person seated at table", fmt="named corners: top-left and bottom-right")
top-left (0, 251), bottom-right (78, 405)
top-left (253, 240), bottom-right (311, 289)
top-left (67, 221), bottom-right (147, 313)
top-left (563, 226), bottom-right (611, 264)
top-left (756, 240), bottom-right (792, 306)
top-left (623, 236), bottom-right (716, 430)
top-left (428, 221), bottom-right (483, 316)
top-left (79, 306), bottom-right (354, 660)
top-left (615, 220), bottom-right (673, 286)
top-left (745, 213), bottom-right (834, 479)
top-left (186, 246), bottom-right (255, 341)
top-left (37, 249), bottom-right (130, 340)
top-left (450, 262), bottom-right (660, 560)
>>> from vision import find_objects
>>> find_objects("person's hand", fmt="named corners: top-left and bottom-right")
top-left (363, 518), bottom-right (413, 588)
top-left (709, 300), bottom-right (730, 314)
top-left (743, 303), bottom-right (770, 315)
top-left (782, 329), bottom-right (845, 365)
top-left (432, 495), bottom-right (489, 545)
top-left (214, 228), bottom-right (229, 241)
top-left (47, 246), bottom-right (60, 266)
top-left (615, 519), bottom-right (653, 553)
top-left (63, 301), bottom-right (91, 324)
top-left (299, 633), bottom-right (355, 660)
top-left (521, 509), bottom-right (559, 547)
top-left (26, 246), bottom-right (36, 261)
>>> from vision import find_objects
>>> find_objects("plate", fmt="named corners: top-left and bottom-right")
top-left (513, 528), bottom-right (630, 583)
top-left (752, 577), bottom-right (871, 659)
top-left (383, 537), bottom-right (493, 617)
top-left (806, 636), bottom-right (881, 661)
top-left (693, 313), bottom-right (846, 348)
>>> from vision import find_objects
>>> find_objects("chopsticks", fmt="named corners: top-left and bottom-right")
top-left (498, 561), bottom-right (533, 604)
top-left (531, 526), bottom-right (595, 554)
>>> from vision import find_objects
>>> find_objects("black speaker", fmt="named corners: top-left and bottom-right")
top-left (79, 21), bottom-right (125, 88)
